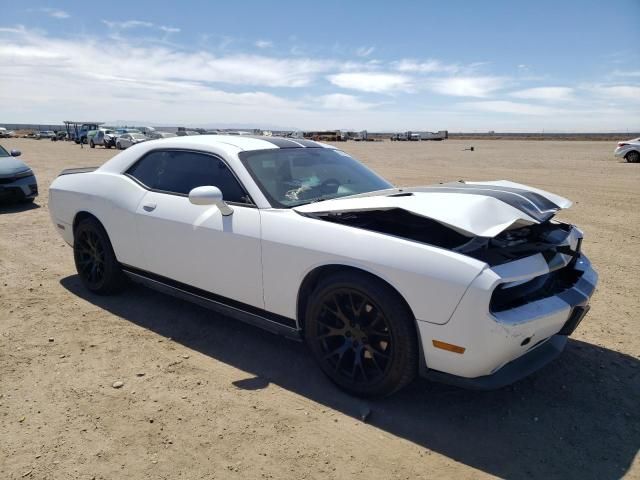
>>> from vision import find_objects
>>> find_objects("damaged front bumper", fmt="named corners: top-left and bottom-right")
top-left (417, 235), bottom-right (598, 388)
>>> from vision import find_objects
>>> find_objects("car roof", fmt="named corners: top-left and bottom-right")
top-left (98, 134), bottom-right (334, 179)
top-left (154, 134), bottom-right (329, 151)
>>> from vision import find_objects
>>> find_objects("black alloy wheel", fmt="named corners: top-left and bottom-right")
top-left (73, 218), bottom-right (125, 294)
top-left (317, 288), bottom-right (392, 382)
top-left (305, 271), bottom-right (418, 397)
top-left (75, 229), bottom-right (105, 287)
top-left (626, 151), bottom-right (639, 163)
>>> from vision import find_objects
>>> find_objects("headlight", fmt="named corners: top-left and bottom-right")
top-left (15, 169), bottom-right (34, 179)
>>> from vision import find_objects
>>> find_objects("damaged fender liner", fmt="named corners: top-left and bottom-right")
top-left (306, 208), bottom-right (472, 250)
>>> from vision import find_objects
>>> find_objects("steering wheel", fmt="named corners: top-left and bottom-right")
top-left (319, 178), bottom-right (341, 194)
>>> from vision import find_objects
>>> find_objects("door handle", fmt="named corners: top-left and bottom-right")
top-left (143, 202), bottom-right (157, 212)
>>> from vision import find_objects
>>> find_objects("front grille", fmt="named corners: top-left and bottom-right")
top-left (0, 177), bottom-right (16, 185)
top-left (490, 265), bottom-right (583, 312)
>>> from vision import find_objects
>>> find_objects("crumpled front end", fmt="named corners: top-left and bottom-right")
top-left (418, 223), bottom-right (597, 386)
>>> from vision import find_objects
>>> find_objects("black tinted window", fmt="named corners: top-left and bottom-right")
top-left (127, 150), bottom-right (249, 203)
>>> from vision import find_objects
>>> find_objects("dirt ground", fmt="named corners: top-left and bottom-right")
top-left (1, 138), bottom-right (638, 480)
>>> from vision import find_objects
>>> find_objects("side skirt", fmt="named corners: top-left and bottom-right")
top-left (120, 264), bottom-right (302, 341)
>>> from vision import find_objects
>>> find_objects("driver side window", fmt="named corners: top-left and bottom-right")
top-left (127, 150), bottom-right (251, 204)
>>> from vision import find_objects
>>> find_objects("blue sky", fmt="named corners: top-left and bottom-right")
top-left (1, 0), bottom-right (639, 131)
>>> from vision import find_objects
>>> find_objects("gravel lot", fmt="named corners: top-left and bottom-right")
top-left (1, 138), bottom-right (638, 479)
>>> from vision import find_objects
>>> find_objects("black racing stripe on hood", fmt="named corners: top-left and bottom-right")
top-left (245, 136), bottom-right (324, 149)
top-left (452, 183), bottom-right (561, 209)
top-left (253, 137), bottom-right (300, 148)
top-left (291, 139), bottom-right (324, 148)
top-left (410, 184), bottom-right (560, 222)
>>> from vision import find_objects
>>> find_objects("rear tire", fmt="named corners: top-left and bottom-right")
top-left (626, 151), bottom-right (640, 163)
top-left (304, 271), bottom-right (418, 397)
top-left (73, 218), bottom-right (125, 295)
top-left (90, 140), bottom-right (95, 148)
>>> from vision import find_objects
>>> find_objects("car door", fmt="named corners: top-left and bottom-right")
top-left (127, 149), bottom-right (264, 309)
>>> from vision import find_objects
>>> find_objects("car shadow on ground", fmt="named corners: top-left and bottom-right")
top-left (0, 201), bottom-right (40, 214)
top-left (61, 275), bottom-right (639, 480)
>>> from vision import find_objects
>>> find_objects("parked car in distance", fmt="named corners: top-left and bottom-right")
top-left (0, 127), bottom-right (15, 138)
top-left (48, 135), bottom-right (597, 397)
top-left (86, 129), bottom-right (101, 145)
top-left (0, 144), bottom-right (38, 203)
top-left (37, 130), bottom-right (56, 139)
top-left (147, 131), bottom-right (177, 140)
top-left (614, 138), bottom-right (640, 163)
top-left (74, 123), bottom-right (101, 144)
top-left (137, 126), bottom-right (157, 136)
top-left (91, 129), bottom-right (119, 149)
top-left (51, 131), bottom-right (68, 141)
top-left (116, 133), bottom-right (147, 149)
top-left (114, 128), bottom-right (142, 136)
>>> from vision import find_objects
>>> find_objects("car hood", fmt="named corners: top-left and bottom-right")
top-left (293, 180), bottom-right (572, 238)
top-left (0, 157), bottom-right (31, 176)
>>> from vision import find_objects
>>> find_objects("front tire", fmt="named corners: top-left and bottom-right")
top-left (90, 140), bottom-right (95, 148)
top-left (305, 271), bottom-right (418, 397)
top-left (73, 218), bottom-right (125, 295)
top-left (626, 151), bottom-right (639, 163)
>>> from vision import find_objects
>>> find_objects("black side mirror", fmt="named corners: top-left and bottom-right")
top-left (10, 149), bottom-right (21, 157)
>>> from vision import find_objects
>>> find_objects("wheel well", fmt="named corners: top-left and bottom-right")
top-left (296, 264), bottom-right (426, 374)
top-left (296, 265), bottom-right (416, 330)
top-left (72, 211), bottom-right (100, 235)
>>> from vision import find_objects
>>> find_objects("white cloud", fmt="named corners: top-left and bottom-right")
top-left (0, 26), bottom-right (637, 131)
top-left (356, 46), bottom-right (375, 57)
top-left (102, 19), bottom-right (154, 30)
top-left (327, 72), bottom-right (411, 93)
top-left (428, 76), bottom-right (507, 97)
top-left (394, 59), bottom-right (459, 74)
top-left (159, 26), bottom-right (180, 34)
top-left (255, 40), bottom-right (273, 49)
top-left (590, 85), bottom-right (640, 102)
top-left (29, 8), bottom-right (70, 19)
top-left (460, 100), bottom-right (562, 115)
top-left (510, 87), bottom-right (574, 101)
top-left (317, 94), bottom-right (380, 111)
top-left (611, 70), bottom-right (640, 78)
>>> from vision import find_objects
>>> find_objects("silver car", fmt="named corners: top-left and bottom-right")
top-left (614, 138), bottom-right (640, 163)
top-left (0, 145), bottom-right (38, 203)
top-left (116, 133), bottom-right (147, 149)
top-left (91, 129), bottom-right (119, 149)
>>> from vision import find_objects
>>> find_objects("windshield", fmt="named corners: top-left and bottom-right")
top-left (0, 145), bottom-right (8, 157)
top-left (239, 148), bottom-right (392, 207)
top-left (131, 134), bottom-right (146, 139)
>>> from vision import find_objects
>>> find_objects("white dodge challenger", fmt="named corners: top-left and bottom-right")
top-left (49, 135), bottom-right (597, 396)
